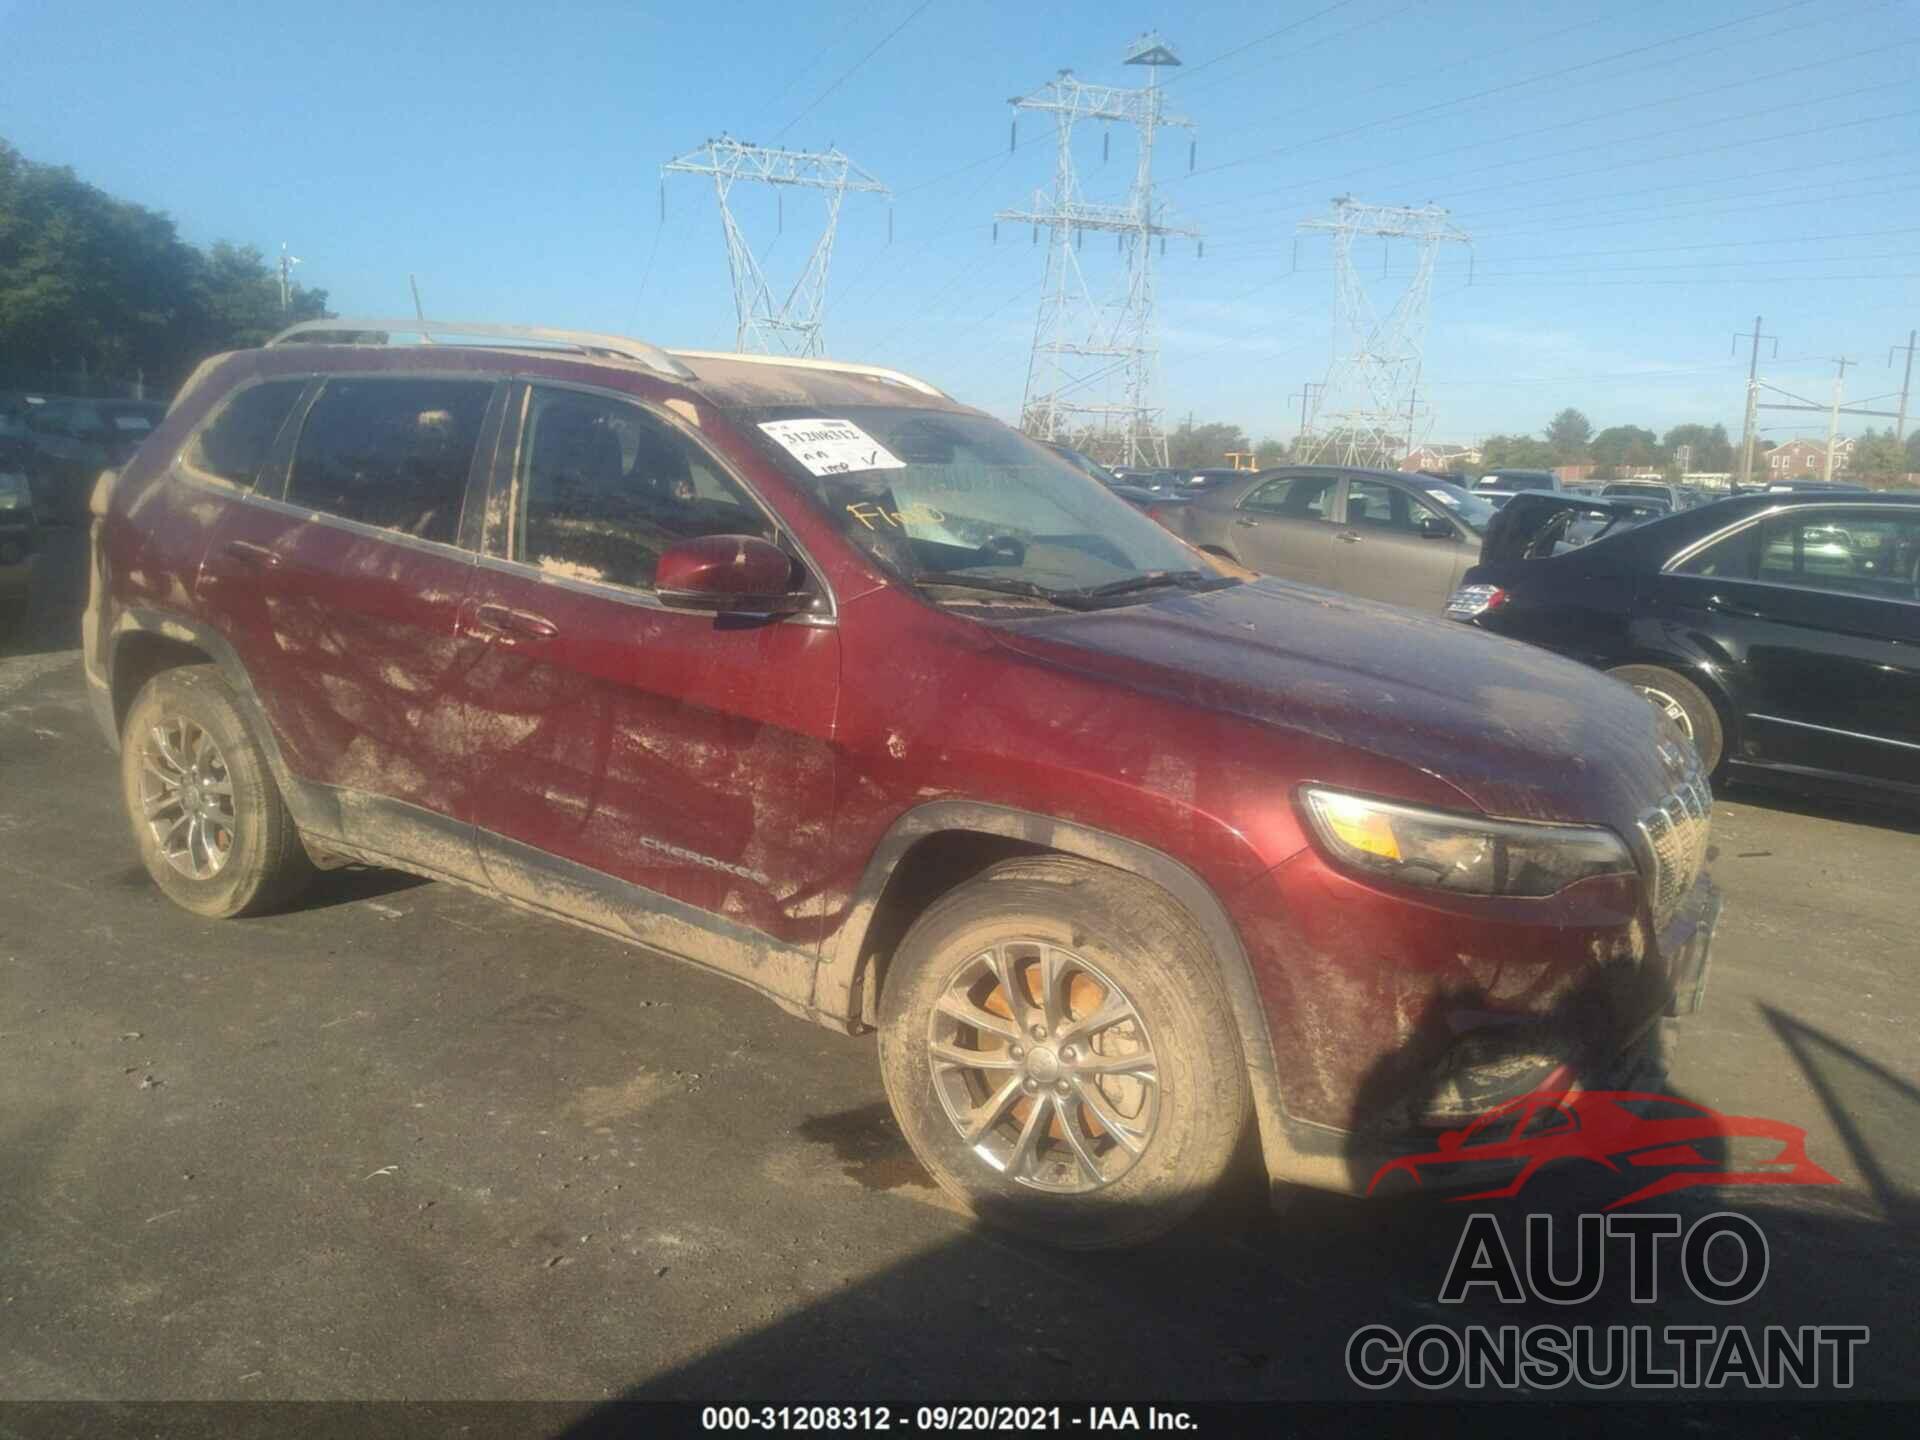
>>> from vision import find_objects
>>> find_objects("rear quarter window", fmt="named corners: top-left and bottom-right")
top-left (183, 380), bottom-right (309, 488)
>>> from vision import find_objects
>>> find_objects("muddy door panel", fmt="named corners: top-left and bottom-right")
top-left (197, 504), bottom-right (485, 875)
top-left (461, 571), bottom-right (841, 962)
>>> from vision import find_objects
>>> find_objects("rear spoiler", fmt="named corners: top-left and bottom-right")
top-left (1480, 491), bottom-right (1663, 562)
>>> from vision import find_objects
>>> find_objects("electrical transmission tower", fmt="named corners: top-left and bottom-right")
top-left (1295, 197), bottom-right (1470, 469)
top-left (662, 136), bottom-right (888, 356)
top-left (997, 34), bottom-right (1198, 467)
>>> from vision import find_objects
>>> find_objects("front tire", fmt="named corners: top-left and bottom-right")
top-left (877, 857), bottom-right (1250, 1250)
top-left (120, 665), bottom-right (314, 917)
top-left (1607, 664), bottom-right (1724, 774)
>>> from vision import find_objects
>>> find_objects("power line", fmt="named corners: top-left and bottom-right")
top-left (774, 0), bottom-right (939, 141)
top-left (1201, 103), bottom-right (1920, 261)
top-left (1184, 0), bottom-right (1821, 180)
top-left (1189, 35), bottom-right (1914, 236)
top-left (1164, 0), bottom-right (1367, 84)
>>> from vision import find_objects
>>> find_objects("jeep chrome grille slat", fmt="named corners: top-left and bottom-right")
top-left (1638, 773), bottom-right (1713, 929)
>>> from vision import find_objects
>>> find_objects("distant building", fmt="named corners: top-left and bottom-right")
top-left (1765, 437), bottom-right (1854, 477)
top-left (1553, 464), bottom-right (1597, 483)
top-left (1399, 443), bottom-right (1481, 473)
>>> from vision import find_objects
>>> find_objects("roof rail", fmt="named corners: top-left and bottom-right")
top-left (667, 349), bottom-right (947, 398)
top-left (266, 318), bottom-right (694, 382)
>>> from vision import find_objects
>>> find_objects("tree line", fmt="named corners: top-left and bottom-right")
top-left (1173, 408), bottom-right (1918, 483)
top-left (1480, 407), bottom-right (1919, 484)
top-left (0, 139), bottom-right (331, 397)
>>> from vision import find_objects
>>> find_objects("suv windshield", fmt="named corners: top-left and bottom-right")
top-left (741, 406), bottom-right (1216, 603)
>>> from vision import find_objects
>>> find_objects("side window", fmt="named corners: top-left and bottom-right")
top-left (1346, 478), bottom-right (1418, 532)
top-left (1243, 473), bottom-right (1336, 519)
top-left (287, 378), bottom-right (492, 544)
top-left (1756, 511), bottom-right (1920, 599)
top-left (1672, 523), bottom-right (1759, 579)
top-left (184, 380), bottom-right (307, 488)
top-left (514, 387), bottom-right (774, 592)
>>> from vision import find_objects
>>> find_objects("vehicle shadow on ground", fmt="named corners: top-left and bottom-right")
top-left (566, 994), bottom-right (1917, 1410)
top-left (288, 864), bottom-right (435, 912)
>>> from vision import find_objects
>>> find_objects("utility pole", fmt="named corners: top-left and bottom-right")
top-left (278, 242), bottom-right (303, 313)
top-left (1825, 356), bottom-right (1856, 483)
top-left (1890, 328), bottom-right (1917, 458)
top-left (1732, 316), bottom-right (1778, 489)
top-left (1289, 381), bottom-right (1322, 447)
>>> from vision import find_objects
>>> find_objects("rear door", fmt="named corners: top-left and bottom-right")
top-left (1331, 475), bottom-right (1474, 610)
top-left (460, 380), bottom-right (840, 972)
top-left (1226, 470), bottom-right (1343, 586)
top-left (195, 373), bottom-right (503, 880)
top-left (1662, 505), bottom-right (1920, 789)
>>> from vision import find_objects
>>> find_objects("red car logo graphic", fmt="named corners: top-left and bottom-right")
top-left (1367, 1089), bottom-right (1838, 1209)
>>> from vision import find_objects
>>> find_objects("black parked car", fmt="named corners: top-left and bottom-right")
top-left (1447, 491), bottom-right (1920, 801)
top-left (0, 435), bottom-right (38, 627)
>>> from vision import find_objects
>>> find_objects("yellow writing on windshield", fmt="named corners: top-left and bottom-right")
top-left (846, 501), bottom-right (947, 530)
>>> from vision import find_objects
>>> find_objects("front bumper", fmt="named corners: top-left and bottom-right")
top-left (1233, 845), bottom-right (1720, 1199)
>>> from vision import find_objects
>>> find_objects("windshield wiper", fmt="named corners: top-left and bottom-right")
top-left (911, 574), bottom-right (1095, 608)
top-left (1073, 569), bottom-right (1218, 600)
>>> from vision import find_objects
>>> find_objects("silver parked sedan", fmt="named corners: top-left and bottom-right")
top-left (1158, 465), bottom-right (1497, 611)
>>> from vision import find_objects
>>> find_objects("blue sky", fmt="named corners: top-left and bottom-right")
top-left (6, 0), bottom-right (1918, 447)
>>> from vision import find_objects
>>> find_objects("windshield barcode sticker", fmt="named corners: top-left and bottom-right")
top-left (758, 419), bottom-right (905, 477)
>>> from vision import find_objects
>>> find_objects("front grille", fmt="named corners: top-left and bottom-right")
top-left (1638, 773), bottom-right (1714, 929)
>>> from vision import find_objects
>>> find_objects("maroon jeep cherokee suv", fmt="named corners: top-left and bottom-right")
top-left (84, 320), bottom-right (1717, 1248)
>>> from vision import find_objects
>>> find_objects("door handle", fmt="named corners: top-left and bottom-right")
top-left (1706, 595), bottom-right (1770, 621)
top-left (499, 608), bottom-right (559, 640)
top-left (222, 540), bottom-right (280, 568)
top-left (1336, 530), bottom-right (1361, 544)
top-left (1233, 517), bottom-right (1261, 529)
top-left (464, 602), bottom-right (558, 644)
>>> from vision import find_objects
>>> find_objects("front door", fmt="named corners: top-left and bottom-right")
top-left (1229, 470), bottom-right (1344, 587)
top-left (460, 381), bottom-right (840, 987)
top-left (1661, 505), bottom-right (1920, 789)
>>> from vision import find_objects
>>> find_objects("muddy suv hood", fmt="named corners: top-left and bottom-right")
top-left (988, 578), bottom-right (1684, 830)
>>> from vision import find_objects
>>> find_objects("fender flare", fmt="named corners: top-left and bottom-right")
top-left (818, 799), bottom-right (1321, 1187)
top-left (105, 608), bottom-right (348, 842)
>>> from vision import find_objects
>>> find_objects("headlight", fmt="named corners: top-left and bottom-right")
top-left (1300, 786), bottom-right (1634, 897)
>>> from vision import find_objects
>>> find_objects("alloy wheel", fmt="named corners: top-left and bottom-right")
top-left (138, 716), bottom-right (237, 879)
top-left (927, 942), bottom-right (1160, 1193)
top-left (1634, 685), bottom-right (1695, 741)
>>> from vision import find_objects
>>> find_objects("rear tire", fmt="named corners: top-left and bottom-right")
top-left (1607, 664), bottom-right (1724, 774)
top-left (877, 856), bottom-right (1250, 1250)
top-left (120, 665), bottom-right (314, 917)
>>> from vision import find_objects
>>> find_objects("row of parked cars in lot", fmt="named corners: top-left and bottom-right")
top-left (66, 321), bottom-right (1907, 1249)
top-left (2, 392), bottom-right (171, 627)
top-left (1106, 456), bottom-right (1915, 803)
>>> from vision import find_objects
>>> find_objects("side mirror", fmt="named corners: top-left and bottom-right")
top-left (655, 534), bottom-right (814, 615)
top-left (1418, 515), bottom-right (1454, 539)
